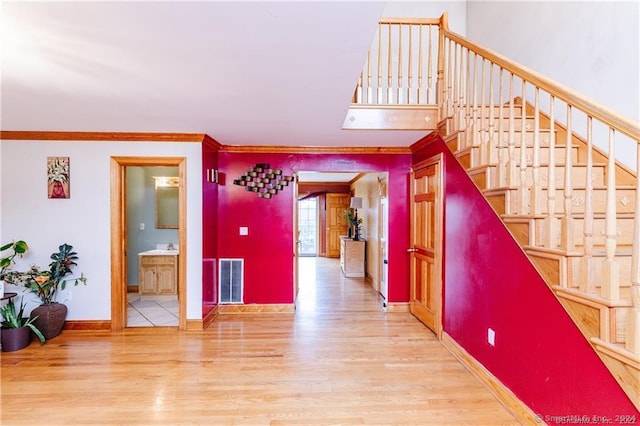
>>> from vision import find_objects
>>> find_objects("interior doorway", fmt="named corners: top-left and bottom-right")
top-left (294, 171), bottom-right (389, 310)
top-left (125, 166), bottom-right (179, 327)
top-left (109, 156), bottom-right (187, 331)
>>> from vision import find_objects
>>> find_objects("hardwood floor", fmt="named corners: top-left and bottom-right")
top-left (1, 257), bottom-right (519, 425)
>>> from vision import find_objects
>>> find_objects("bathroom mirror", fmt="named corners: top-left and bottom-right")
top-left (154, 177), bottom-right (179, 229)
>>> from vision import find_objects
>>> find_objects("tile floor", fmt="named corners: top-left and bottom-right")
top-left (127, 293), bottom-right (179, 327)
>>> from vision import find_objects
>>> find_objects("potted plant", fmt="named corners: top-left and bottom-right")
top-left (2, 243), bottom-right (87, 340)
top-left (0, 240), bottom-right (29, 295)
top-left (1, 298), bottom-right (45, 352)
top-left (345, 210), bottom-right (363, 241)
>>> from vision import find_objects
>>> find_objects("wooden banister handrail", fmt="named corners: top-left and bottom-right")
top-left (379, 17), bottom-right (441, 25)
top-left (439, 22), bottom-right (640, 141)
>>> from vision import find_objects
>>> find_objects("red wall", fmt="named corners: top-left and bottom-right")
top-left (217, 151), bottom-right (411, 304)
top-left (202, 140), bottom-right (220, 313)
top-left (413, 134), bottom-right (638, 421)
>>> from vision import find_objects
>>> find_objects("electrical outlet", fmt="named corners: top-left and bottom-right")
top-left (239, 227), bottom-right (248, 236)
top-left (488, 328), bottom-right (496, 346)
top-left (139, 223), bottom-right (145, 231)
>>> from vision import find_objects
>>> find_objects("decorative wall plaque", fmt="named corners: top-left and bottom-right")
top-left (233, 163), bottom-right (294, 199)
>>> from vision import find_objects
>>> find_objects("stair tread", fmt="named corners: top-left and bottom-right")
top-left (553, 286), bottom-right (633, 307)
top-left (525, 245), bottom-right (634, 257)
top-left (508, 212), bottom-right (637, 219)
top-left (468, 162), bottom-right (607, 171)
top-left (591, 338), bottom-right (640, 365)
top-left (484, 184), bottom-right (636, 192)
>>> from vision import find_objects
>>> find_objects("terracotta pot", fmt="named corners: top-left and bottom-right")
top-left (30, 303), bottom-right (67, 340)
top-left (1, 326), bottom-right (32, 352)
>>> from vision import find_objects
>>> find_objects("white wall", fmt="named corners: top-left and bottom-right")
top-left (383, 1), bottom-right (467, 34)
top-left (0, 140), bottom-right (202, 320)
top-left (465, 1), bottom-right (639, 168)
top-left (466, 1), bottom-right (639, 123)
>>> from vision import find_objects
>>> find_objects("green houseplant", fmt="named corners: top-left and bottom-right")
top-left (1, 298), bottom-right (45, 351)
top-left (0, 240), bottom-right (29, 295)
top-left (0, 240), bottom-right (29, 274)
top-left (345, 210), bottom-right (363, 241)
top-left (2, 243), bottom-right (87, 340)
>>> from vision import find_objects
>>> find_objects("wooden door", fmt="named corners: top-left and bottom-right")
top-left (326, 193), bottom-right (350, 258)
top-left (410, 155), bottom-right (443, 336)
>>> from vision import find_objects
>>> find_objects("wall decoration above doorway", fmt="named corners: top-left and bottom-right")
top-left (233, 163), bottom-right (294, 199)
top-left (47, 156), bottom-right (70, 199)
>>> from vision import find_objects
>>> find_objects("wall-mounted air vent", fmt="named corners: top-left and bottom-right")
top-left (219, 259), bottom-right (243, 304)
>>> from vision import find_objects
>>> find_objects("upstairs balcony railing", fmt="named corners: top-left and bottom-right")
top-left (352, 17), bottom-right (441, 106)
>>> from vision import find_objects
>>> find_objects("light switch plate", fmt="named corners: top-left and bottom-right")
top-left (239, 227), bottom-right (248, 236)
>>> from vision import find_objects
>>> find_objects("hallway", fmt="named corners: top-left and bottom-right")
top-left (296, 256), bottom-right (384, 314)
top-left (0, 257), bottom-right (519, 425)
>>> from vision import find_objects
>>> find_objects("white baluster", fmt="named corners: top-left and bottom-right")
top-left (506, 75), bottom-right (517, 189)
top-left (479, 58), bottom-right (488, 165)
top-left (561, 106), bottom-right (575, 252)
top-left (529, 88), bottom-right (540, 216)
top-left (518, 80), bottom-right (528, 215)
top-left (627, 138), bottom-right (640, 353)
top-left (469, 53), bottom-right (478, 149)
top-left (417, 24), bottom-right (423, 105)
top-left (581, 117), bottom-right (595, 293)
top-left (377, 24), bottom-right (383, 103)
top-left (486, 64), bottom-right (496, 165)
top-left (497, 67), bottom-right (507, 187)
top-left (545, 97), bottom-right (559, 248)
top-left (602, 128), bottom-right (620, 300)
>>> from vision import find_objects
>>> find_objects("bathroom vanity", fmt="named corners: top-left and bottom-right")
top-left (138, 250), bottom-right (178, 295)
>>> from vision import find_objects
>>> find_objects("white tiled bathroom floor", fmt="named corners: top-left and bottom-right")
top-left (127, 293), bottom-right (178, 327)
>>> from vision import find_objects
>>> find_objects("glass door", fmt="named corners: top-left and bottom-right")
top-left (298, 198), bottom-right (318, 256)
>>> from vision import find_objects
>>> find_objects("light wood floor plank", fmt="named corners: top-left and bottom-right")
top-left (1, 258), bottom-right (519, 425)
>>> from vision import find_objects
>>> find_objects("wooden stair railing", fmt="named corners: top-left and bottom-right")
top-left (431, 13), bottom-right (640, 409)
top-left (353, 12), bottom-right (640, 408)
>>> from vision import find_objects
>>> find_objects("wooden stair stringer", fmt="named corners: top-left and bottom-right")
top-left (592, 338), bottom-right (640, 412)
top-left (441, 111), bottom-right (640, 411)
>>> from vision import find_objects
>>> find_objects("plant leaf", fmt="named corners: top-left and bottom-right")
top-left (26, 323), bottom-right (46, 344)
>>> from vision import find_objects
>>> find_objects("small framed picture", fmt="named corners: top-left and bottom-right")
top-left (47, 157), bottom-right (70, 199)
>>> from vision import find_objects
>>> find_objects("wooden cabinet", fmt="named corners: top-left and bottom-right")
top-left (138, 254), bottom-right (178, 295)
top-left (340, 237), bottom-right (365, 277)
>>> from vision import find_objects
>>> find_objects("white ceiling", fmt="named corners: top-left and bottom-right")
top-left (0, 1), bottom-right (429, 148)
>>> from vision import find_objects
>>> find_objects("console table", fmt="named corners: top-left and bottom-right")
top-left (340, 237), bottom-right (365, 278)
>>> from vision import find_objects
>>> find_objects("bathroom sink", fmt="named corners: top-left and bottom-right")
top-left (138, 249), bottom-right (179, 256)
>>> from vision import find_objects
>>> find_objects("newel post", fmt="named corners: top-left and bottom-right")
top-left (436, 12), bottom-right (449, 123)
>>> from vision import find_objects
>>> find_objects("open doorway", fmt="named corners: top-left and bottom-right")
top-left (125, 166), bottom-right (179, 327)
top-left (295, 171), bottom-right (389, 310)
top-left (109, 157), bottom-right (187, 331)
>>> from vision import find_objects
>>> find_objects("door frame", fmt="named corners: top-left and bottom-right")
top-left (110, 156), bottom-right (188, 331)
top-left (377, 175), bottom-right (389, 301)
top-left (409, 154), bottom-right (444, 339)
top-left (292, 173), bottom-right (299, 304)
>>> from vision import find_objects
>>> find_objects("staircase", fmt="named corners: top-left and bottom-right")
top-left (349, 13), bottom-right (640, 411)
top-left (442, 97), bottom-right (640, 411)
